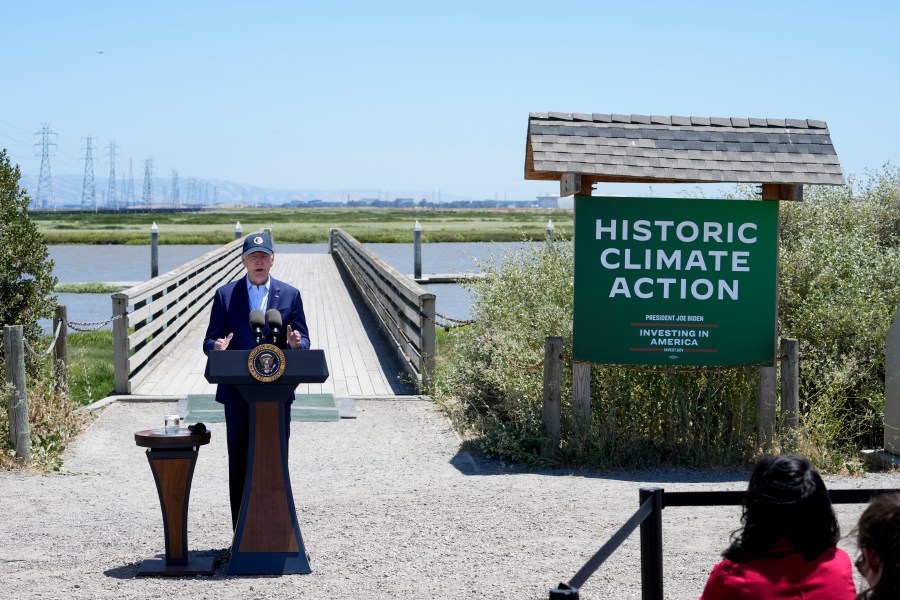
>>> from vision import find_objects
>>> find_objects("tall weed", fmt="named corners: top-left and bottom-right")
top-left (0, 367), bottom-right (91, 472)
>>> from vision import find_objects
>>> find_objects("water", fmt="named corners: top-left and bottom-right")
top-left (42, 242), bottom-right (530, 332)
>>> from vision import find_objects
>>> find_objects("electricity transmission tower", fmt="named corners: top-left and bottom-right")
top-left (81, 136), bottom-right (98, 211)
top-left (142, 158), bottom-right (155, 208)
top-left (126, 159), bottom-right (135, 208)
top-left (170, 168), bottom-right (179, 207)
top-left (106, 142), bottom-right (118, 210)
top-left (33, 123), bottom-right (57, 210)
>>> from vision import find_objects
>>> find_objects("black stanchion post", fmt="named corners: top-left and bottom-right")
top-left (639, 487), bottom-right (664, 600)
top-left (549, 582), bottom-right (579, 599)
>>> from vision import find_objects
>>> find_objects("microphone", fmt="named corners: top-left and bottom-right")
top-left (265, 309), bottom-right (282, 346)
top-left (249, 309), bottom-right (265, 345)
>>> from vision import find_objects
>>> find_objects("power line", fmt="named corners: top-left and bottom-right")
top-left (33, 123), bottom-right (57, 210)
top-left (81, 136), bottom-right (98, 211)
top-left (106, 142), bottom-right (119, 210)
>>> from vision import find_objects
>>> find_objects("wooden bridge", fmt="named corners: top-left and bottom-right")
top-left (110, 229), bottom-right (436, 399)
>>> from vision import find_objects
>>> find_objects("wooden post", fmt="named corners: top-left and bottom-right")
top-left (757, 183), bottom-right (802, 449)
top-left (780, 338), bottom-right (799, 432)
top-left (112, 294), bottom-right (130, 394)
top-left (150, 221), bottom-right (159, 278)
top-left (53, 304), bottom-right (68, 396)
top-left (235, 220), bottom-right (243, 240)
top-left (758, 368), bottom-right (777, 449)
top-left (413, 221), bottom-right (422, 280)
top-left (569, 176), bottom-right (592, 443)
top-left (572, 362), bottom-right (591, 440)
top-left (420, 293), bottom-right (436, 391)
top-left (886, 302), bottom-right (900, 455)
top-left (3, 325), bottom-right (30, 460)
top-left (328, 228), bottom-right (336, 254)
top-left (542, 336), bottom-right (563, 459)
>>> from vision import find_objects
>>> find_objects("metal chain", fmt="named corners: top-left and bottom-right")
top-left (12, 311), bottom-right (127, 361)
top-left (435, 311), bottom-right (476, 325)
top-left (66, 313), bottom-right (124, 332)
top-left (509, 358), bottom-right (545, 371)
top-left (573, 354), bottom-right (787, 373)
top-left (23, 319), bottom-right (64, 359)
top-left (498, 349), bottom-right (785, 374)
top-left (423, 311), bottom-right (477, 331)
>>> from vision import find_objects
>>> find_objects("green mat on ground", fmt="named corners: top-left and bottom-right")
top-left (184, 393), bottom-right (340, 423)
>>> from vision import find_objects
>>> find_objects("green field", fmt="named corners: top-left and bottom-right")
top-left (33, 207), bottom-right (573, 244)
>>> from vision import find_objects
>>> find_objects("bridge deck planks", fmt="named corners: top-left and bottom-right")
top-left (132, 254), bottom-right (411, 398)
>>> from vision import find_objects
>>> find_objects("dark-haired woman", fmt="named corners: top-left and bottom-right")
top-left (700, 455), bottom-right (856, 600)
top-left (854, 493), bottom-right (900, 599)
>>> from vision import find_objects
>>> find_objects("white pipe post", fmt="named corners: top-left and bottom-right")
top-left (150, 221), bottom-right (159, 278)
top-left (413, 220), bottom-right (422, 280)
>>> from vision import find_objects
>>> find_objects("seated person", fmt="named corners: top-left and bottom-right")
top-left (854, 492), bottom-right (900, 599)
top-left (700, 455), bottom-right (855, 599)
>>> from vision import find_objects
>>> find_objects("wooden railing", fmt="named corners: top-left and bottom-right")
top-left (329, 228), bottom-right (436, 390)
top-left (111, 232), bottom-right (267, 394)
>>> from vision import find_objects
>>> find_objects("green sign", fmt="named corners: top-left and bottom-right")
top-left (573, 196), bottom-right (778, 366)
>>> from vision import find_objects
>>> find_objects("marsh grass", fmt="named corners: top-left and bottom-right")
top-left (55, 283), bottom-right (129, 293)
top-left (33, 208), bottom-right (573, 244)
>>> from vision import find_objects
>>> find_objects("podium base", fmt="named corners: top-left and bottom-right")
top-left (227, 551), bottom-right (312, 575)
top-left (137, 555), bottom-right (217, 576)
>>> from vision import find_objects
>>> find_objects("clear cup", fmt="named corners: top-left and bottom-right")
top-left (164, 414), bottom-right (181, 434)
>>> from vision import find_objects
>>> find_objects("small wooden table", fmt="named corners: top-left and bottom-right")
top-left (134, 428), bottom-right (215, 576)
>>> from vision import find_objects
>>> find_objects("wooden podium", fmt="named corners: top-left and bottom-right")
top-left (205, 347), bottom-right (328, 575)
top-left (134, 428), bottom-right (215, 576)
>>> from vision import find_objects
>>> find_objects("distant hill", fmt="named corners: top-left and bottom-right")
top-left (19, 173), bottom-right (480, 209)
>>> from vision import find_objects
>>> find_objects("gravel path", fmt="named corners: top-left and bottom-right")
top-left (0, 398), bottom-right (897, 599)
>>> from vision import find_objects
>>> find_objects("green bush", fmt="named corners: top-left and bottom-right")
top-left (779, 165), bottom-right (900, 470)
top-left (435, 240), bottom-right (758, 467)
top-left (435, 165), bottom-right (900, 470)
top-left (0, 149), bottom-right (58, 376)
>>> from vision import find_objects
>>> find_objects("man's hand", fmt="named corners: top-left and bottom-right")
top-left (287, 325), bottom-right (303, 349)
top-left (214, 332), bottom-right (234, 350)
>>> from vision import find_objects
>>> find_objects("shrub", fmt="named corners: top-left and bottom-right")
top-left (435, 165), bottom-right (900, 470)
top-left (779, 165), bottom-right (900, 469)
top-left (0, 149), bottom-right (58, 376)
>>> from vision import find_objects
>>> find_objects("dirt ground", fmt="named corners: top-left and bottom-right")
top-left (0, 398), bottom-right (897, 599)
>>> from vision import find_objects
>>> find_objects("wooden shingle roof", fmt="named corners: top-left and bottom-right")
top-left (525, 112), bottom-right (844, 186)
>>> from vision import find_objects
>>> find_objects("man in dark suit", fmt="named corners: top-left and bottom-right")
top-left (202, 232), bottom-right (310, 528)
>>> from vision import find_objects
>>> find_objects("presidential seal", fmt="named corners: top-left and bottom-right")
top-left (248, 344), bottom-right (286, 382)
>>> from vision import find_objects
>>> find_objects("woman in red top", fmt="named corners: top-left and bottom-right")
top-left (700, 455), bottom-right (856, 600)
top-left (854, 492), bottom-right (900, 599)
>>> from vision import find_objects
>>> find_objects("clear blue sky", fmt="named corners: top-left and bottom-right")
top-left (1, 1), bottom-right (897, 200)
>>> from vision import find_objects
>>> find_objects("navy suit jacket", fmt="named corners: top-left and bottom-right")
top-left (203, 274), bottom-right (310, 405)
